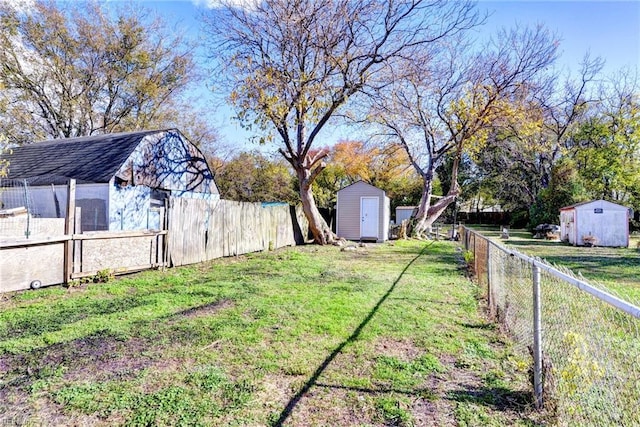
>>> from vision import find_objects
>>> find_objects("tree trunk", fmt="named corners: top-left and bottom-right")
top-left (412, 173), bottom-right (434, 238)
top-left (297, 169), bottom-right (336, 245)
top-left (413, 145), bottom-right (463, 237)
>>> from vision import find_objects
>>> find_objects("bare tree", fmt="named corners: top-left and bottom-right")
top-left (0, 1), bottom-right (201, 145)
top-left (204, 0), bottom-right (479, 244)
top-left (369, 25), bottom-right (559, 236)
top-left (476, 54), bottom-right (604, 215)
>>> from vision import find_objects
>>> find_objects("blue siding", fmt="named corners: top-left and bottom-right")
top-left (109, 184), bottom-right (152, 230)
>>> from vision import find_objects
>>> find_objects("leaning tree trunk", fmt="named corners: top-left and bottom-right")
top-left (297, 169), bottom-right (336, 245)
top-left (412, 173), bottom-right (435, 238)
top-left (413, 145), bottom-right (463, 238)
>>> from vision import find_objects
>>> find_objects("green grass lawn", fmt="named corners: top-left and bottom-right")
top-left (0, 240), bottom-right (542, 426)
top-left (470, 225), bottom-right (640, 303)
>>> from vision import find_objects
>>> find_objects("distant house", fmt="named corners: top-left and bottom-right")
top-left (336, 181), bottom-right (390, 242)
top-left (457, 197), bottom-right (505, 224)
top-left (560, 200), bottom-right (630, 247)
top-left (0, 129), bottom-right (218, 231)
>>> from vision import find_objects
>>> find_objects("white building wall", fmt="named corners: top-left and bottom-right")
top-left (561, 200), bottom-right (629, 247)
top-left (0, 184), bottom-right (65, 218)
top-left (560, 209), bottom-right (576, 244)
top-left (109, 181), bottom-right (152, 231)
top-left (0, 183), bottom-right (109, 230)
top-left (76, 184), bottom-right (110, 231)
top-left (396, 206), bottom-right (416, 223)
top-left (383, 195), bottom-right (390, 241)
top-left (120, 131), bottom-right (219, 195)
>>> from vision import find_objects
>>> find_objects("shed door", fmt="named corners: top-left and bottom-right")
top-left (360, 197), bottom-right (379, 239)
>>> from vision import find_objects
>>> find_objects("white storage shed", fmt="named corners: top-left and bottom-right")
top-left (395, 206), bottom-right (417, 224)
top-left (560, 200), bottom-right (630, 247)
top-left (336, 181), bottom-right (390, 242)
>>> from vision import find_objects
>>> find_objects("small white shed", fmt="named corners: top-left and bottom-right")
top-left (560, 200), bottom-right (630, 247)
top-left (395, 206), bottom-right (417, 223)
top-left (336, 181), bottom-right (390, 242)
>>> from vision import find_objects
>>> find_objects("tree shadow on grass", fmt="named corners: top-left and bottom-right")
top-left (1, 295), bottom-right (237, 389)
top-left (313, 382), bottom-right (436, 397)
top-left (447, 385), bottom-right (532, 411)
top-left (271, 242), bottom-right (434, 426)
top-left (456, 321), bottom-right (496, 330)
top-left (0, 295), bottom-right (151, 341)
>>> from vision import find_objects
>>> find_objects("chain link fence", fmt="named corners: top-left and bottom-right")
top-left (1, 176), bottom-right (166, 238)
top-left (461, 226), bottom-right (640, 426)
top-left (0, 178), bottom-right (48, 239)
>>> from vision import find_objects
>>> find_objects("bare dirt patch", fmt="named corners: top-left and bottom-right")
top-left (374, 338), bottom-right (422, 362)
top-left (247, 374), bottom-right (304, 423)
top-left (0, 331), bottom-right (195, 426)
top-left (287, 384), bottom-right (378, 426)
top-left (5, 396), bottom-right (108, 427)
top-left (409, 372), bottom-right (455, 426)
top-left (2, 335), bottom-right (153, 391)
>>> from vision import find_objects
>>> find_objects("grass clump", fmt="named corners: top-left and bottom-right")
top-left (375, 396), bottom-right (413, 426)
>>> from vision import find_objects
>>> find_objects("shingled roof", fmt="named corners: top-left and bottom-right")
top-left (1, 130), bottom-right (171, 185)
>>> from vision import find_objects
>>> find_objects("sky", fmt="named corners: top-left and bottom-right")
top-left (119, 1), bottom-right (640, 151)
top-left (481, 1), bottom-right (639, 72)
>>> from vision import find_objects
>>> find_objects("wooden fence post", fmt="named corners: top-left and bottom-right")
top-left (473, 232), bottom-right (478, 274)
top-left (64, 179), bottom-right (76, 284)
top-left (73, 206), bottom-right (82, 276)
top-left (165, 200), bottom-right (171, 266)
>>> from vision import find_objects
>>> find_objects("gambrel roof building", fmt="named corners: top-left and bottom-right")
top-left (1, 129), bottom-right (218, 231)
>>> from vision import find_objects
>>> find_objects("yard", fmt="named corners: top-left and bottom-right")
top-left (0, 240), bottom-right (543, 426)
top-left (471, 226), bottom-right (640, 303)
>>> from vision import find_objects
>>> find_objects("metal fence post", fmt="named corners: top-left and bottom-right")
top-left (487, 242), bottom-right (493, 316)
top-left (64, 179), bottom-right (76, 284)
top-left (532, 262), bottom-right (543, 409)
top-left (22, 179), bottom-right (31, 238)
top-left (473, 233), bottom-right (478, 274)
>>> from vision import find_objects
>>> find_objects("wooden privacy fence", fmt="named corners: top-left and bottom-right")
top-left (1, 192), bottom-right (309, 292)
top-left (168, 198), bottom-right (308, 267)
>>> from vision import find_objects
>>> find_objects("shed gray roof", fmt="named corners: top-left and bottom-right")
top-left (1, 130), bottom-right (170, 185)
top-left (560, 199), bottom-right (628, 211)
top-left (336, 180), bottom-right (385, 194)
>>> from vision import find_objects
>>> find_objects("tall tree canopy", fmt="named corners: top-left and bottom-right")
top-left (474, 56), bottom-right (605, 225)
top-left (215, 152), bottom-right (299, 204)
top-left (313, 140), bottom-right (422, 210)
top-left (569, 69), bottom-right (640, 208)
top-left (368, 25), bottom-right (558, 236)
top-left (0, 82), bottom-right (8, 177)
top-left (0, 0), bottom-right (208, 145)
top-left (204, 0), bottom-right (479, 244)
